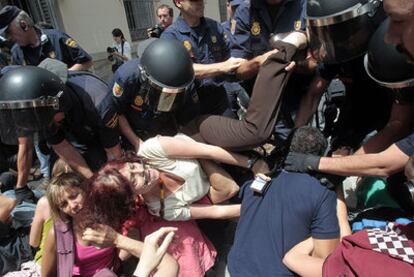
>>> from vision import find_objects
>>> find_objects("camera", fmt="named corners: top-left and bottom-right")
top-left (147, 24), bottom-right (164, 38)
top-left (106, 47), bottom-right (117, 61)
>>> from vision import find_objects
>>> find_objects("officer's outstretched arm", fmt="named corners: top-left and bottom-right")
top-left (52, 139), bottom-right (93, 178)
top-left (105, 143), bottom-right (123, 161)
top-left (193, 57), bottom-right (245, 79)
top-left (235, 48), bottom-right (279, 80)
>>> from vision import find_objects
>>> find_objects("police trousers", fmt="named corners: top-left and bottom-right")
top-left (192, 42), bottom-right (298, 151)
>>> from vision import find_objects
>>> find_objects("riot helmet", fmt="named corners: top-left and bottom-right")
top-left (364, 19), bottom-right (414, 102)
top-left (139, 38), bottom-right (194, 112)
top-left (306, 0), bottom-right (385, 64)
top-left (0, 66), bottom-right (64, 144)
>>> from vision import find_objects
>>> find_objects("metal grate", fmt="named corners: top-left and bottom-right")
top-left (123, 0), bottom-right (157, 41)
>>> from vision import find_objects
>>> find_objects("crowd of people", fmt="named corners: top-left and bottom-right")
top-left (0, 0), bottom-right (414, 276)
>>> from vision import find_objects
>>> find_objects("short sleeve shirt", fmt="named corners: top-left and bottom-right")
top-left (228, 170), bottom-right (339, 276)
top-left (47, 72), bottom-right (119, 148)
top-left (11, 28), bottom-right (91, 67)
top-left (161, 16), bottom-right (230, 89)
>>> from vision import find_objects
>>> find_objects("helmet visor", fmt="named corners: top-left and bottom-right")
top-left (147, 86), bottom-right (186, 112)
top-left (0, 97), bottom-right (59, 144)
top-left (306, 1), bottom-right (384, 64)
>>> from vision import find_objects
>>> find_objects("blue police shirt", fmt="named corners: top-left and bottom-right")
top-left (231, 0), bottom-right (306, 59)
top-left (228, 170), bottom-right (339, 276)
top-left (11, 28), bottom-right (91, 66)
top-left (47, 71), bottom-right (119, 148)
top-left (161, 16), bottom-right (231, 89)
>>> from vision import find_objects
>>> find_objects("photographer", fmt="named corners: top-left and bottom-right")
top-left (147, 4), bottom-right (173, 38)
top-left (108, 28), bottom-right (131, 73)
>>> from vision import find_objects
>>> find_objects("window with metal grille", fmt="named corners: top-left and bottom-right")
top-left (219, 0), bottom-right (228, 22)
top-left (123, 0), bottom-right (156, 41)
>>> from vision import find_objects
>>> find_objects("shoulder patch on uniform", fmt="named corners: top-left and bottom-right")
top-left (251, 21), bottom-right (260, 36)
top-left (134, 95), bottom-right (144, 106)
top-left (294, 20), bottom-right (302, 31)
top-left (65, 38), bottom-right (78, 48)
top-left (106, 113), bottom-right (119, 129)
top-left (183, 40), bottom-right (192, 51)
top-left (231, 19), bottom-right (237, 35)
top-left (112, 82), bottom-right (123, 97)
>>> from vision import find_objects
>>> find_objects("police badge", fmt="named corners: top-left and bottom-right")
top-left (251, 21), bottom-right (260, 36)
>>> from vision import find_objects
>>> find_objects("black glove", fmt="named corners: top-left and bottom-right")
top-left (284, 152), bottom-right (321, 173)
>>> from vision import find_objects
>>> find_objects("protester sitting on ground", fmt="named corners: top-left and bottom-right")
top-left (81, 134), bottom-right (268, 276)
top-left (3, 159), bottom-right (74, 277)
top-left (103, 134), bottom-right (268, 221)
top-left (41, 172), bottom-right (150, 277)
top-left (227, 126), bottom-right (339, 276)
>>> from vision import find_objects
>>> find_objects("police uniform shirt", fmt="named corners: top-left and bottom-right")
top-left (231, 0), bottom-right (306, 59)
top-left (109, 59), bottom-right (178, 139)
top-left (47, 72), bottom-right (119, 148)
top-left (161, 16), bottom-right (231, 89)
top-left (11, 28), bottom-right (91, 67)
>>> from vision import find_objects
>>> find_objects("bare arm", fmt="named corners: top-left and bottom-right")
top-left (354, 102), bottom-right (413, 155)
top-left (16, 136), bottom-right (33, 189)
top-left (105, 143), bottom-right (123, 161)
top-left (318, 144), bottom-right (409, 177)
top-left (283, 238), bottom-right (324, 277)
top-left (189, 204), bottom-right (240, 219)
top-left (158, 136), bottom-right (249, 167)
top-left (193, 57), bottom-right (245, 79)
top-left (119, 115), bottom-right (143, 152)
top-left (29, 196), bottom-right (50, 248)
top-left (294, 76), bottom-right (329, 127)
top-left (82, 225), bottom-right (177, 277)
top-left (41, 228), bottom-right (57, 277)
top-left (68, 60), bottom-right (93, 71)
top-left (51, 139), bottom-right (93, 178)
top-left (0, 195), bottom-right (16, 223)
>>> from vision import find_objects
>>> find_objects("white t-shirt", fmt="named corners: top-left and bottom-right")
top-left (138, 135), bottom-right (210, 221)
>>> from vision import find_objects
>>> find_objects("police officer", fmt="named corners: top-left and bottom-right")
top-left (222, 0), bottom-right (250, 118)
top-left (0, 59), bottom-right (123, 179)
top-left (285, 18), bottom-right (414, 212)
top-left (110, 39), bottom-right (195, 152)
top-left (161, 0), bottom-right (244, 117)
top-left (231, 0), bottom-right (307, 81)
top-left (294, 0), bottom-right (412, 156)
top-left (0, 5), bottom-right (92, 70)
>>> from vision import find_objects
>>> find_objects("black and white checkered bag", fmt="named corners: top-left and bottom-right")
top-left (367, 222), bottom-right (414, 264)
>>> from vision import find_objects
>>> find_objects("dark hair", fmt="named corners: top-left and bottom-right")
top-left (79, 168), bottom-right (135, 232)
top-left (157, 4), bottom-right (174, 17)
top-left (111, 28), bottom-right (125, 41)
top-left (289, 126), bottom-right (327, 156)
